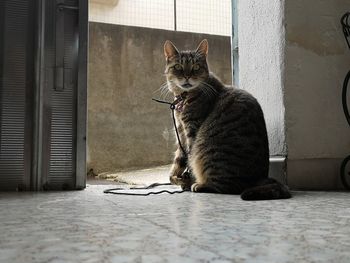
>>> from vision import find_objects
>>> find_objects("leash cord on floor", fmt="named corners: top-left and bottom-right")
top-left (103, 183), bottom-right (185, 196)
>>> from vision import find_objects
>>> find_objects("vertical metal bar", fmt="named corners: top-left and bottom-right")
top-left (32, 0), bottom-right (46, 190)
top-left (231, 0), bottom-right (239, 86)
top-left (174, 0), bottom-right (177, 31)
top-left (23, 0), bottom-right (36, 190)
top-left (0, 1), bottom-right (5, 155)
top-left (55, 0), bottom-right (65, 91)
top-left (75, 0), bottom-right (88, 189)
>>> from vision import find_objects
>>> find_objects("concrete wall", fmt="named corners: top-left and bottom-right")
top-left (88, 23), bottom-right (232, 173)
top-left (285, 0), bottom-right (350, 189)
top-left (237, 0), bottom-right (287, 156)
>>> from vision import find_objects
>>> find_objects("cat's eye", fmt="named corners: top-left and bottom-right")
top-left (193, 64), bottom-right (200, 71)
top-left (174, 64), bottom-right (182, 70)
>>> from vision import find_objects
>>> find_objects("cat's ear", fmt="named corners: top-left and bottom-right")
top-left (196, 39), bottom-right (209, 57)
top-left (164, 40), bottom-right (179, 60)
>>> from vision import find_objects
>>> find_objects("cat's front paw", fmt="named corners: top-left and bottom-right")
top-left (169, 174), bottom-right (183, 185)
top-left (170, 172), bottom-right (193, 191)
top-left (191, 183), bottom-right (200, 192)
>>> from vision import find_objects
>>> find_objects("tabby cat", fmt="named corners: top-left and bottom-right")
top-left (163, 39), bottom-right (291, 200)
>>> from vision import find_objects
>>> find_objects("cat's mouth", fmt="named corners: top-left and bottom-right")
top-left (181, 83), bottom-right (193, 89)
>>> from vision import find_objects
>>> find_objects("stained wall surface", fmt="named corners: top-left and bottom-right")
top-left (284, 0), bottom-right (350, 188)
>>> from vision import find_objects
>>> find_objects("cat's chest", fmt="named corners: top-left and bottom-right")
top-left (176, 103), bottom-right (203, 125)
top-left (174, 94), bottom-right (209, 125)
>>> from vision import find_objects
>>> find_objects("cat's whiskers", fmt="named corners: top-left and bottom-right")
top-left (154, 83), bottom-right (168, 97)
top-left (201, 85), bottom-right (212, 100)
top-left (161, 87), bottom-right (171, 99)
top-left (161, 85), bottom-right (171, 99)
top-left (199, 81), bottom-right (217, 99)
top-left (154, 80), bottom-right (175, 100)
top-left (200, 81), bottom-right (217, 93)
top-left (206, 87), bottom-right (217, 99)
top-left (205, 86), bottom-right (218, 98)
top-left (154, 81), bottom-right (168, 92)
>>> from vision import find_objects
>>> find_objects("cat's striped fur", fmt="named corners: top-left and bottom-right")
top-left (164, 39), bottom-right (291, 200)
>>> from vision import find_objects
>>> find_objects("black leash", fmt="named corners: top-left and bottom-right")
top-left (103, 94), bottom-right (188, 196)
top-left (103, 183), bottom-right (184, 196)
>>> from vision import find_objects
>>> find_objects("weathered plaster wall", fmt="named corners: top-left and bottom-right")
top-left (237, 0), bottom-right (286, 156)
top-left (88, 23), bottom-right (231, 173)
top-left (238, 0), bottom-right (350, 189)
top-left (285, 0), bottom-right (350, 189)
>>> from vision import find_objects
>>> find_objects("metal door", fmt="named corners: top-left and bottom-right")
top-left (0, 0), bottom-right (87, 190)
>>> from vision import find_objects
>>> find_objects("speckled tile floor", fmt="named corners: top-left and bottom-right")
top-left (1, 185), bottom-right (350, 263)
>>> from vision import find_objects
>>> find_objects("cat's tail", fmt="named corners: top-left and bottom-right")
top-left (240, 178), bottom-right (291, 201)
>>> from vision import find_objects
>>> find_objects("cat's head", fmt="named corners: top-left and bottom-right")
top-left (163, 39), bottom-right (209, 94)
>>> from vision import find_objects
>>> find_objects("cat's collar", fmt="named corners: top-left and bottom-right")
top-left (174, 92), bottom-right (187, 102)
top-left (174, 92), bottom-right (187, 112)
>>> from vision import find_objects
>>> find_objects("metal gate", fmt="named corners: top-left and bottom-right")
top-left (0, 0), bottom-right (87, 190)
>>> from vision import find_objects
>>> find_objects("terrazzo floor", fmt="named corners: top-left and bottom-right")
top-left (1, 184), bottom-right (350, 263)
